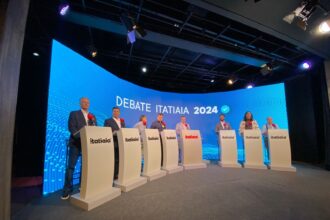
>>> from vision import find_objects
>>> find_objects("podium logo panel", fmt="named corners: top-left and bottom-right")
top-left (221, 135), bottom-right (235, 139)
top-left (124, 137), bottom-right (139, 142)
top-left (270, 136), bottom-right (287, 139)
top-left (245, 136), bottom-right (260, 139)
top-left (185, 135), bottom-right (199, 139)
top-left (90, 138), bottom-right (112, 144)
top-left (147, 136), bottom-right (159, 141)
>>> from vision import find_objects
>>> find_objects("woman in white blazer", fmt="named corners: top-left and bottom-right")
top-left (239, 111), bottom-right (259, 135)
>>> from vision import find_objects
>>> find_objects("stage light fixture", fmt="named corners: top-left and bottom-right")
top-left (246, 84), bottom-right (254, 89)
top-left (33, 52), bottom-right (39, 57)
top-left (91, 51), bottom-right (97, 58)
top-left (141, 66), bottom-right (147, 73)
top-left (87, 45), bottom-right (97, 58)
top-left (283, 0), bottom-right (319, 31)
top-left (210, 79), bottom-right (215, 83)
top-left (59, 3), bottom-right (70, 16)
top-left (227, 78), bottom-right (237, 85)
top-left (120, 12), bottom-right (147, 44)
top-left (301, 61), bottom-right (311, 70)
top-left (319, 20), bottom-right (330, 33)
top-left (260, 62), bottom-right (273, 76)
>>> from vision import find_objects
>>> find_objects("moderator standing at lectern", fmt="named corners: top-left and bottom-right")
top-left (104, 107), bottom-right (125, 179)
top-left (61, 97), bottom-right (97, 200)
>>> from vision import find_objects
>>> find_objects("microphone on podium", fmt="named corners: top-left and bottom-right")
top-left (87, 113), bottom-right (96, 126)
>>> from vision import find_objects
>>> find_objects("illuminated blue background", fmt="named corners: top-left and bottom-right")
top-left (43, 40), bottom-right (288, 194)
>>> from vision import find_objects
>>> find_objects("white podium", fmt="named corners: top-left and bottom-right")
top-left (114, 128), bottom-right (147, 192)
top-left (70, 126), bottom-right (121, 211)
top-left (181, 130), bottom-right (207, 170)
top-left (141, 129), bottom-right (166, 181)
top-left (268, 129), bottom-right (296, 172)
top-left (160, 130), bottom-right (183, 174)
top-left (218, 130), bottom-right (241, 168)
top-left (243, 130), bottom-right (267, 169)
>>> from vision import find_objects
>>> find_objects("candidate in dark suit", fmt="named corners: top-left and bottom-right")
top-left (61, 97), bottom-right (97, 200)
top-left (104, 107), bottom-right (125, 179)
top-left (215, 114), bottom-right (232, 135)
top-left (150, 113), bottom-right (166, 165)
top-left (150, 113), bottom-right (166, 132)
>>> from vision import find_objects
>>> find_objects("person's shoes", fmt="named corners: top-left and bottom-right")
top-left (61, 191), bottom-right (70, 200)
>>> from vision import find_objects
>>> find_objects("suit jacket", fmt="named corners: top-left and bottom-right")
top-left (239, 120), bottom-right (259, 135)
top-left (150, 120), bottom-right (166, 132)
top-left (134, 121), bottom-right (146, 135)
top-left (215, 121), bottom-right (232, 134)
top-left (261, 123), bottom-right (279, 136)
top-left (104, 117), bottom-right (126, 133)
top-left (175, 122), bottom-right (190, 136)
top-left (68, 110), bottom-right (97, 147)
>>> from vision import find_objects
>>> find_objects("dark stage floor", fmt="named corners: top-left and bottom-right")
top-left (12, 163), bottom-right (330, 220)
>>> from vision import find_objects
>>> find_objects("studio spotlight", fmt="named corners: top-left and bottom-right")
top-left (120, 12), bottom-right (147, 44)
top-left (141, 66), bottom-right (147, 73)
top-left (227, 78), bottom-right (237, 85)
top-left (87, 45), bottom-right (97, 58)
top-left (59, 3), bottom-right (70, 16)
top-left (33, 52), bottom-right (39, 57)
top-left (283, 0), bottom-right (318, 31)
top-left (91, 51), bottom-right (97, 58)
top-left (319, 20), bottom-right (330, 33)
top-left (301, 61), bottom-right (311, 70)
top-left (246, 84), bottom-right (254, 89)
top-left (260, 62), bottom-right (273, 76)
top-left (210, 79), bottom-right (215, 83)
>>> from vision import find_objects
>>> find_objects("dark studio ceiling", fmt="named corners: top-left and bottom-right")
top-left (23, 0), bottom-right (330, 93)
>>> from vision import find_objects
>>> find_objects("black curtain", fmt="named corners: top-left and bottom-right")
top-left (285, 61), bottom-right (330, 168)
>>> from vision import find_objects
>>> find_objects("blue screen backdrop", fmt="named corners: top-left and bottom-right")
top-left (43, 40), bottom-right (288, 194)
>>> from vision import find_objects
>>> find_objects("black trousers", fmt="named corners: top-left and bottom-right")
top-left (63, 145), bottom-right (81, 193)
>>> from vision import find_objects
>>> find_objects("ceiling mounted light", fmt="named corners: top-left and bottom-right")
top-left (141, 66), bottom-right (147, 73)
top-left (87, 45), bottom-right (97, 58)
top-left (59, 3), bottom-right (70, 16)
top-left (246, 84), bottom-right (254, 89)
top-left (301, 61), bottom-right (311, 70)
top-left (91, 51), bottom-right (97, 58)
top-left (283, 0), bottom-right (320, 31)
top-left (227, 78), bottom-right (237, 85)
top-left (120, 12), bottom-right (147, 44)
top-left (319, 20), bottom-right (330, 33)
top-left (260, 62), bottom-right (273, 76)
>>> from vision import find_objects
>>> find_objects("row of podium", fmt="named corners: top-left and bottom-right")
top-left (70, 127), bottom-right (295, 211)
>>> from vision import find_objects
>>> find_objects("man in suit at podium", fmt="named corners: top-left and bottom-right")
top-left (61, 97), bottom-right (97, 200)
top-left (150, 113), bottom-right (166, 132)
top-left (175, 116), bottom-right (191, 136)
top-left (176, 116), bottom-right (190, 162)
top-left (104, 107), bottom-right (125, 179)
top-left (215, 114), bottom-right (232, 135)
top-left (261, 117), bottom-right (279, 160)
